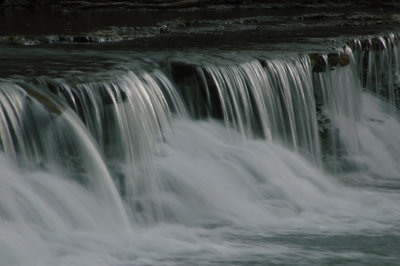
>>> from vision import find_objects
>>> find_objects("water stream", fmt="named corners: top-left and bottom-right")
top-left (0, 35), bottom-right (399, 265)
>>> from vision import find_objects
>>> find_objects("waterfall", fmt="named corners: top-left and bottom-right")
top-left (349, 34), bottom-right (400, 108)
top-left (261, 57), bottom-right (319, 160)
top-left (0, 84), bottom-right (28, 161)
top-left (173, 56), bottom-right (320, 162)
top-left (0, 84), bottom-right (131, 228)
top-left (1, 33), bottom-right (400, 265)
top-left (1, 37), bottom-right (399, 200)
top-left (312, 47), bottom-right (363, 171)
top-left (3, 70), bottom-right (187, 221)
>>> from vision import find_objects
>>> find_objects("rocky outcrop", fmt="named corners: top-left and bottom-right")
top-left (159, 25), bottom-right (171, 34)
top-left (58, 0), bottom-right (210, 9)
top-left (328, 52), bottom-right (350, 67)
top-left (309, 50), bottom-right (350, 73)
top-left (309, 53), bottom-right (327, 73)
top-left (2, 0), bottom-right (400, 9)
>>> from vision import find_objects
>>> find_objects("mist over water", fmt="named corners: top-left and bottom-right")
top-left (1, 36), bottom-right (400, 265)
top-left (1, 115), bottom-right (399, 266)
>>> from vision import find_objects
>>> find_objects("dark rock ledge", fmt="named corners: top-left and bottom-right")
top-left (1, 0), bottom-right (400, 10)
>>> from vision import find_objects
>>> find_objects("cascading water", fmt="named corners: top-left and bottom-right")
top-left (0, 85), bottom-right (130, 228)
top-left (313, 48), bottom-right (363, 171)
top-left (36, 70), bottom-right (186, 217)
top-left (1, 34), bottom-right (400, 265)
top-left (177, 57), bottom-right (320, 161)
top-left (261, 57), bottom-right (320, 160)
top-left (350, 33), bottom-right (400, 108)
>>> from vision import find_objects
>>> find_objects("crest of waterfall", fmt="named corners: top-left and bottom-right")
top-left (350, 34), bottom-right (400, 108)
top-left (198, 57), bottom-right (320, 161)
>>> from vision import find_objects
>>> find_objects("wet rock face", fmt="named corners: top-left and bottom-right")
top-left (2, 0), bottom-right (400, 9)
top-left (169, 61), bottom-right (208, 118)
top-left (309, 50), bottom-right (350, 73)
top-left (169, 61), bottom-right (223, 119)
top-left (327, 52), bottom-right (350, 67)
top-left (309, 53), bottom-right (327, 73)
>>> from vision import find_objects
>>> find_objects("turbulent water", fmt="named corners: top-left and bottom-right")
top-left (1, 35), bottom-right (400, 266)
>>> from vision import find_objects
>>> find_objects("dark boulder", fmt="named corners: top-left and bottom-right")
top-left (160, 25), bottom-right (171, 33)
top-left (327, 52), bottom-right (350, 67)
top-left (309, 53), bottom-right (327, 72)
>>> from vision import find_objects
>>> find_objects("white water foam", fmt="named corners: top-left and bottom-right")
top-left (1, 117), bottom-right (398, 265)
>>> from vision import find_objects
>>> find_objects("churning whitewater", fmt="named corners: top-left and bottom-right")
top-left (1, 35), bottom-right (400, 265)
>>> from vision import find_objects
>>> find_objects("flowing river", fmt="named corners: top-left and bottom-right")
top-left (0, 34), bottom-right (399, 265)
